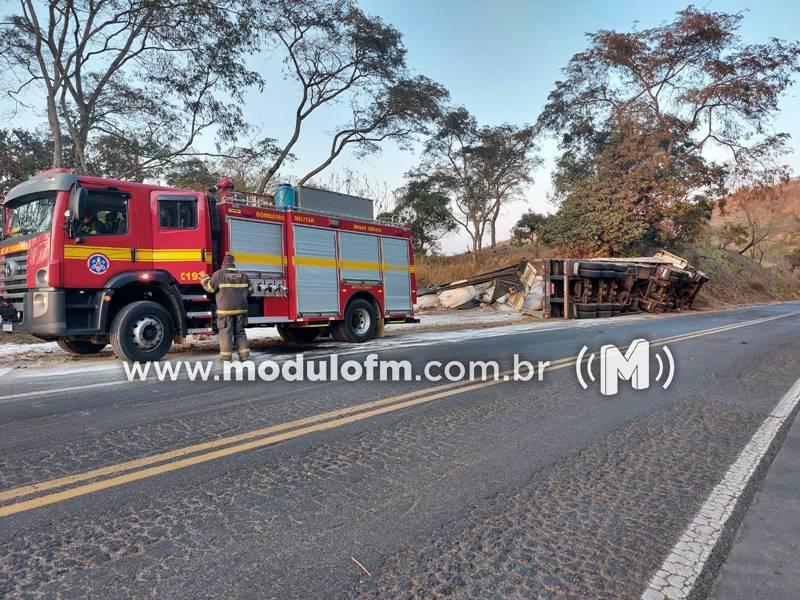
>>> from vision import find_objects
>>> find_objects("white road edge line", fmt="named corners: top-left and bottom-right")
top-left (641, 376), bottom-right (800, 600)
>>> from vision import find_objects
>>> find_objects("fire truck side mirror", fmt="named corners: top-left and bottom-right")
top-left (66, 187), bottom-right (87, 241)
top-left (69, 187), bottom-right (88, 220)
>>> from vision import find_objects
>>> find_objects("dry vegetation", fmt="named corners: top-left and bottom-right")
top-left (686, 244), bottom-right (799, 307)
top-left (416, 243), bottom-right (550, 287)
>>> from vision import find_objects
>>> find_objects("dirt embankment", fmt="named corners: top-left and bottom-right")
top-left (685, 244), bottom-right (799, 308)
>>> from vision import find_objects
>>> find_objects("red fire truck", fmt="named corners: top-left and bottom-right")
top-left (0, 169), bottom-right (417, 362)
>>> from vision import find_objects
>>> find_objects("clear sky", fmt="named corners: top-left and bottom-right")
top-left (5, 1), bottom-right (800, 254)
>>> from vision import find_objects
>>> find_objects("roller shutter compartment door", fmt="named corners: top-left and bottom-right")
top-left (294, 225), bottom-right (339, 314)
top-left (381, 237), bottom-right (412, 313)
top-left (228, 218), bottom-right (284, 275)
top-left (339, 231), bottom-right (380, 283)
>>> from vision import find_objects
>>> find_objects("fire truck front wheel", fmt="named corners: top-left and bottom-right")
top-left (110, 300), bottom-right (174, 362)
top-left (56, 339), bottom-right (107, 355)
top-left (332, 298), bottom-right (378, 343)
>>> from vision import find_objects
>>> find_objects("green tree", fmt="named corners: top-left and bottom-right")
top-left (537, 7), bottom-right (800, 256)
top-left (417, 108), bottom-right (540, 252)
top-left (0, 129), bottom-right (61, 197)
top-left (1, 1), bottom-right (260, 175)
top-left (379, 177), bottom-right (456, 255)
top-left (165, 159), bottom-right (220, 192)
top-left (512, 211), bottom-right (549, 254)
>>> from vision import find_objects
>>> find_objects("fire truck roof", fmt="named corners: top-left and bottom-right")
top-left (3, 170), bottom-right (193, 205)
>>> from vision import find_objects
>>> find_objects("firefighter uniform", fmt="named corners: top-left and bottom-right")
top-left (201, 255), bottom-right (253, 361)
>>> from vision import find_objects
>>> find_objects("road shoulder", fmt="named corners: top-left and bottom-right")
top-left (710, 407), bottom-right (800, 600)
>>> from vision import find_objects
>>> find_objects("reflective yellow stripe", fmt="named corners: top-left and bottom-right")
top-left (218, 283), bottom-right (249, 288)
top-left (139, 249), bottom-right (204, 262)
top-left (63, 246), bottom-right (131, 260)
top-left (64, 246), bottom-right (205, 262)
top-left (234, 252), bottom-right (286, 266)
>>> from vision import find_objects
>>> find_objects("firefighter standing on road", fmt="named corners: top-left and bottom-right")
top-left (200, 254), bottom-right (253, 361)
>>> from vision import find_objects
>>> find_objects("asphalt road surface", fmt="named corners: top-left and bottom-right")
top-left (1, 302), bottom-right (799, 599)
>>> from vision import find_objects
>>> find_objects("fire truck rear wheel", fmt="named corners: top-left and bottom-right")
top-left (110, 300), bottom-right (174, 362)
top-left (333, 298), bottom-right (377, 343)
top-left (56, 339), bottom-right (107, 355)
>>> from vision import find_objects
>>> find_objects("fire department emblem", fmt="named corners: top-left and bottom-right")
top-left (87, 253), bottom-right (110, 274)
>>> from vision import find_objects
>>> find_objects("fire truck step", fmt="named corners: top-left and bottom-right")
top-left (181, 295), bottom-right (209, 302)
top-left (186, 311), bottom-right (213, 318)
top-left (187, 327), bottom-right (214, 335)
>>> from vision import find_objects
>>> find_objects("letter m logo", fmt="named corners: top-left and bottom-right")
top-left (600, 339), bottom-right (650, 396)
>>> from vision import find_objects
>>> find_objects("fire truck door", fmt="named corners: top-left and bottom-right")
top-left (381, 237), bottom-right (412, 313)
top-left (149, 192), bottom-right (210, 285)
top-left (293, 225), bottom-right (339, 315)
top-left (63, 188), bottom-right (139, 287)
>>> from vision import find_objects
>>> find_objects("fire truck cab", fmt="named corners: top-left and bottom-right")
top-left (0, 169), bottom-right (417, 362)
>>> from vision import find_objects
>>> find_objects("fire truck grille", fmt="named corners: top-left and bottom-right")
top-left (0, 250), bottom-right (28, 321)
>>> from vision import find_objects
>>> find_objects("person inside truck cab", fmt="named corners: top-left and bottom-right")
top-left (78, 212), bottom-right (101, 235)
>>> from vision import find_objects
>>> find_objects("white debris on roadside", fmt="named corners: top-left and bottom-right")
top-left (415, 260), bottom-right (545, 316)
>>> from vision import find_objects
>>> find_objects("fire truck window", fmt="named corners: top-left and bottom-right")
top-left (80, 191), bottom-right (128, 236)
top-left (159, 199), bottom-right (197, 230)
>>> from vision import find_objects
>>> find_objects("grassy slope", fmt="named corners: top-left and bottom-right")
top-left (710, 179), bottom-right (800, 267)
top-left (684, 244), bottom-right (798, 308)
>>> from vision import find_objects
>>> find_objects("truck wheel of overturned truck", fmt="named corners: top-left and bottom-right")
top-left (277, 325), bottom-right (321, 344)
top-left (56, 339), bottom-right (107, 355)
top-left (110, 300), bottom-right (174, 362)
top-left (332, 298), bottom-right (377, 343)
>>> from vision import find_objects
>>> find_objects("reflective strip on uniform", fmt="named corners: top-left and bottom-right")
top-left (216, 309), bottom-right (247, 315)
top-left (218, 283), bottom-right (249, 288)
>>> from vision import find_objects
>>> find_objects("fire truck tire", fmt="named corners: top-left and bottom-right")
top-left (276, 325), bottom-right (321, 344)
top-left (333, 298), bottom-right (378, 343)
top-left (110, 301), bottom-right (174, 362)
top-left (56, 339), bottom-right (107, 355)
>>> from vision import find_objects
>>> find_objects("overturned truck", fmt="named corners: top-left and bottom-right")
top-left (418, 251), bottom-right (708, 319)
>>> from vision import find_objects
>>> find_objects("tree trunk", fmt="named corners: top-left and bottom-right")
top-left (46, 100), bottom-right (63, 168)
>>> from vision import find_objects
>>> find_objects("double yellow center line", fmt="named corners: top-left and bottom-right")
top-left (0, 311), bottom-right (796, 518)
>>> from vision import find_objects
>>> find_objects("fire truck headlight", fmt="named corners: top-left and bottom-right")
top-left (36, 268), bottom-right (48, 287)
top-left (33, 292), bottom-right (48, 318)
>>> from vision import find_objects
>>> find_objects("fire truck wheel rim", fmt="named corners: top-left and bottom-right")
top-left (131, 316), bottom-right (164, 350)
top-left (351, 307), bottom-right (371, 335)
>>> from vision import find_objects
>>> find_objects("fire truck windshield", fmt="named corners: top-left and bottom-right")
top-left (4, 192), bottom-right (56, 240)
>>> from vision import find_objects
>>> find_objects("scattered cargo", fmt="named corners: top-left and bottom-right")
top-left (416, 251), bottom-right (708, 319)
